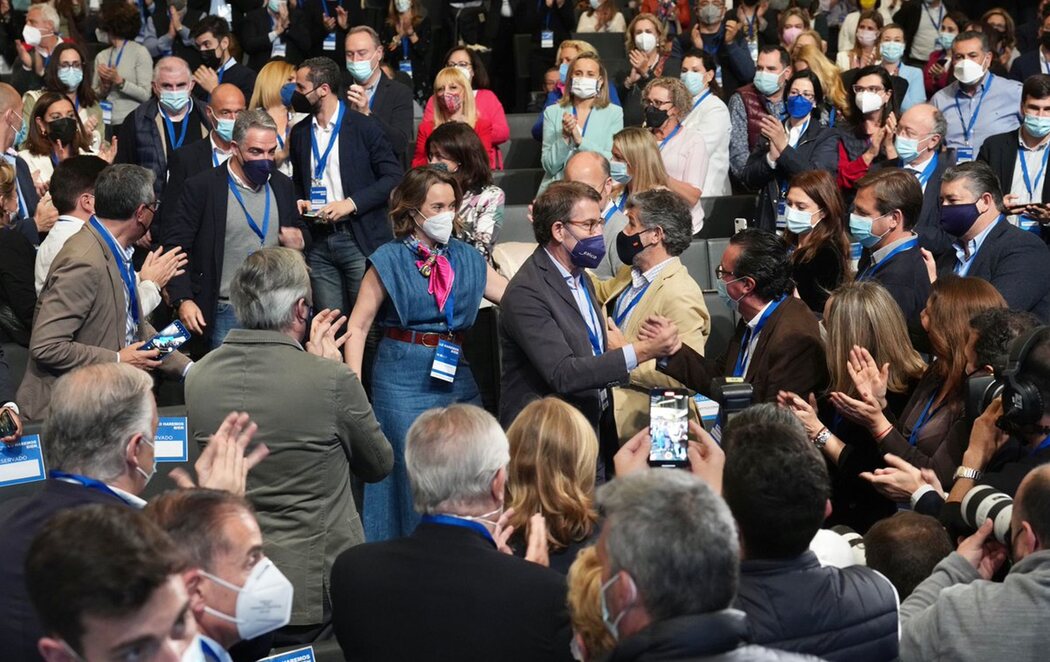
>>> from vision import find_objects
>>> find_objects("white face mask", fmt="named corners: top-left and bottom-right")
top-left (22, 25), bottom-right (46, 47)
top-left (132, 436), bottom-right (156, 487)
top-left (954, 58), bottom-right (986, 85)
top-left (395, 0), bottom-right (412, 11)
top-left (417, 209), bottom-right (455, 244)
top-left (201, 558), bottom-right (294, 641)
top-left (634, 32), bottom-right (657, 53)
top-left (856, 90), bottom-right (885, 114)
top-left (571, 76), bottom-right (600, 99)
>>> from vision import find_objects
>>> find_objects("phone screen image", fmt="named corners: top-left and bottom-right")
top-left (649, 389), bottom-right (689, 468)
top-left (142, 320), bottom-right (190, 355)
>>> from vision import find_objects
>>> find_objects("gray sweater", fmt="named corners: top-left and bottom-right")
top-left (900, 549), bottom-right (1050, 661)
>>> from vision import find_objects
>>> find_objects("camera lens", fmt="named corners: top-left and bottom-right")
top-left (961, 485), bottom-right (1013, 545)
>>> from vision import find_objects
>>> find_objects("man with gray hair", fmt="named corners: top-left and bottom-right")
top-left (167, 108), bottom-right (309, 350)
top-left (115, 56), bottom-right (210, 198)
top-left (11, 3), bottom-right (62, 93)
top-left (935, 160), bottom-right (1050, 321)
top-left (596, 470), bottom-right (810, 661)
top-left (186, 246), bottom-right (392, 644)
top-left (0, 362), bottom-right (263, 660)
top-left (331, 403), bottom-right (572, 662)
top-left (590, 188), bottom-right (710, 445)
top-left (18, 164), bottom-right (191, 420)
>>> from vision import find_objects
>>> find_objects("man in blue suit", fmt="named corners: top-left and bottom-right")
top-left (936, 161), bottom-right (1050, 320)
top-left (288, 57), bottom-right (402, 315)
top-left (1009, 8), bottom-right (1050, 83)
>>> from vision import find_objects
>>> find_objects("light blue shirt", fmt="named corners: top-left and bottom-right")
top-left (932, 73), bottom-right (1022, 152)
top-left (93, 220), bottom-right (137, 346)
top-left (896, 63), bottom-right (926, 113)
top-left (953, 216), bottom-right (1000, 276)
top-left (544, 249), bottom-right (638, 370)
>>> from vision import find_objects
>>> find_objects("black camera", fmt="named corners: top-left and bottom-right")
top-left (710, 378), bottom-right (754, 427)
top-left (965, 372), bottom-right (1004, 424)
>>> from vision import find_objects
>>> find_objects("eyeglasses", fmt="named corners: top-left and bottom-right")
top-left (57, 62), bottom-right (83, 71)
top-left (852, 84), bottom-right (885, 95)
top-left (714, 265), bottom-right (737, 280)
top-left (564, 218), bottom-right (604, 234)
top-left (642, 98), bottom-right (673, 109)
top-left (145, 200), bottom-right (160, 214)
top-left (788, 91), bottom-right (815, 101)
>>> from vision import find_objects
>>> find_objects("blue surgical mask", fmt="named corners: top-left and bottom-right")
top-left (1024, 114), bottom-right (1050, 139)
top-left (785, 205), bottom-right (818, 234)
top-left (879, 42), bottom-right (905, 63)
top-left (558, 62), bottom-right (569, 83)
top-left (937, 31), bottom-right (957, 50)
top-left (280, 82), bottom-right (296, 107)
top-left (753, 70), bottom-right (782, 96)
top-left (716, 275), bottom-right (745, 311)
top-left (786, 94), bottom-right (814, 119)
top-left (8, 114), bottom-right (26, 148)
top-left (214, 117), bottom-right (235, 142)
top-left (681, 71), bottom-right (706, 96)
top-left (346, 58), bottom-right (375, 83)
top-left (159, 89), bottom-right (190, 112)
top-left (609, 160), bottom-right (631, 184)
top-left (849, 211), bottom-right (890, 248)
top-left (599, 574), bottom-right (632, 641)
top-left (58, 67), bottom-right (83, 90)
top-left (894, 135), bottom-right (926, 163)
top-left (589, 0), bottom-right (601, 8)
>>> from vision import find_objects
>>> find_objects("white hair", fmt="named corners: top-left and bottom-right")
top-left (29, 3), bottom-right (61, 32)
top-left (153, 56), bottom-right (192, 82)
top-left (406, 404), bottom-right (510, 514)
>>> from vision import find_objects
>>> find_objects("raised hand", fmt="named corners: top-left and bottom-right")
top-left (686, 420), bottom-right (724, 494)
top-left (305, 308), bottom-right (350, 361)
top-left (169, 411), bottom-right (269, 495)
top-left (138, 245), bottom-right (187, 289)
top-left (846, 345), bottom-right (889, 408)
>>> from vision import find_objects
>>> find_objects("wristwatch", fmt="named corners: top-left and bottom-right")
top-left (954, 466), bottom-right (983, 482)
top-left (811, 427), bottom-right (831, 450)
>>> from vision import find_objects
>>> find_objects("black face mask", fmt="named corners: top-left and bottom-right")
top-left (290, 90), bottom-right (317, 114)
top-left (616, 228), bottom-right (649, 265)
top-left (200, 48), bottom-right (221, 70)
top-left (644, 105), bottom-right (670, 130)
top-left (740, 0), bottom-right (758, 6)
top-left (47, 117), bottom-right (78, 146)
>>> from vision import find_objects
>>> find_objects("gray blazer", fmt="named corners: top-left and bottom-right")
top-left (185, 329), bottom-right (392, 626)
top-left (17, 222), bottom-right (190, 420)
top-left (498, 246), bottom-right (629, 429)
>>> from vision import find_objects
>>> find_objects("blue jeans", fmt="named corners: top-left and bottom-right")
top-left (211, 301), bottom-right (239, 349)
top-left (308, 230), bottom-right (367, 315)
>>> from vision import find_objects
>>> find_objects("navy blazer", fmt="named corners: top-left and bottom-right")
top-left (157, 137), bottom-right (216, 245)
top-left (289, 106), bottom-right (402, 256)
top-left (499, 247), bottom-right (629, 429)
top-left (339, 71), bottom-right (415, 168)
top-left (857, 241), bottom-right (931, 328)
top-left (13, 155), bottom-right (41, 247)
top-left (978, 129), bottom-right (1050, 211)
top-left (165, 162), bottom-right (310, 346)
top-left (875, 152), bottom-right (957, 261)
top-left (936, 217), bottom-right (1050, 321)
top-left (1008, 50), bottom-right (1044, 83)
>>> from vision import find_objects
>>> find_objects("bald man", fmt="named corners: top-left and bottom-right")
top-left (158, 83), bottom-right (247, 244)
top-left (875, 103), bottom-right (954, 260)
top-left (115, 56), bottom-right (211, 198)
top-left (564, 150), bottom-right (628, 279)
top-left (900, 464), bottom-right (1050, 661)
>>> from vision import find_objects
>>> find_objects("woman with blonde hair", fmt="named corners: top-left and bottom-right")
top-left (506, 397), bottom-right (599, 573)
top-left (531, 40), bottom-right (623, 141)
top-left (540, 53), bottom-right (623, 190)
top-left (609, 126), bottom-right (670, 212)
top-left (576, 0), bottom-right (626, 34)
top-left (248, 60), bottom-right (300, 176)
top-left (566, 547), bottom-right (616, 661)
top-left (413, 67), bottom-right (494, 168)
top-left (621, 13), bottom-right (670, 126)
top-left (792, 43), bottom-right (849, 128)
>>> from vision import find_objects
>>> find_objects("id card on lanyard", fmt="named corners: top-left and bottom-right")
top-left (227, 176), bottom-right (272, 246)
top-left (954, 74), bottom-right (993, 163)
top-left (733, 297), bottom-right (783, 377)
top-left (310, 102), bottom-right (345, 211)
top-left (540, 0), bottom-right (554, 48)
top-left (89, 216), bottom-right (140, 328)
top-left (399, 38), bottom-right (413, 77)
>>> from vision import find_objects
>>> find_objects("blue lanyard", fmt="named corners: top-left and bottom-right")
top-left (658, 123), bottom-right (681, 150)
top-left (321, 0), bottom-right (341, 18)
top-left (922, 3), bottom-right (944, 32)
top-left (1019, 144), bottom-right (1050, 199)
top-left (109, 41), bottom-right (127, 68)
top-left (911, 152), bottom-right (940, 186)
top-left (858, 237), bottom-right (918, 280)
top-left (1031, 434), bottom-right (1050, 456)
top-left (227, 175), bottom-right (271, 245)
top-left (216, 59), bottom-right (228, 83)
top-left (538, 0), bottom-right (551, 29)
top-left (828, 107), bottom-right (836, 128)
top-left (311, 101), bottom-right (345, 180)
top-left (572, 105), bottom-right (591, 138)
top-left (603, 203), bottom-right (618, 222)
top-left (701, 26), bottom-right (724, 54)
top-left (744, 11), bottom-right (756, 38)
top-left (212, 149), bottom-right (220, 167)
top-left (48, 470), bottom-right (127, 502)
top-left (954, 74), bottom-right (993, 143)
top-left (614, 282), bottom-right (650, 327)
top-left (402, 37), bottom-right (410, 60)
top-left (90, 216), bottom-right (139, 326)
top-left (420, 514), bottom-right (496, 546)
top-left (690, 90), bottom-right (711, 113)
top-left (576, 278), bottom-right (602, 356)
top-left (733, 296), bottom-right (783, 377)
top-left (74, 95), bottom-right (80, 113)
top-left (159, 104), bottom-right (190, 150)
top-left (907, 392), bottom-right (942, 446)
top-left (616, 189), bottom-right (628, 212)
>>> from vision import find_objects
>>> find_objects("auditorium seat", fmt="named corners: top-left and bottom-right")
top-left (499, 205), bottom-right (534, 243)
top-left (697, 195), bottom-right (758, 239)
top-left (493, 169), bottom-right (544, 205)
top-left (506, 113), bottom-right (538, 141)
top-left (499, 138), bottom-right (542, 169)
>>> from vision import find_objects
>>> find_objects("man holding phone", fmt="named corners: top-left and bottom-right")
top-left (977, 74), bottom-right (1050, 233)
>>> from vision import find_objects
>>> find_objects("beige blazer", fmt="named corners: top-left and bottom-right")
top-left (590, 257), bottom-right (711, 444)
top-left (17, 222), bottom-right (189, 420)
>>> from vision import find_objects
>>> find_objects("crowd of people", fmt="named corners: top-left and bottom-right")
top-left (1, 0), bottom-right (1050, 660)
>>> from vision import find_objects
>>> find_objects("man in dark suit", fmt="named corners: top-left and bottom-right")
top-left (190, 15), bottom-right (258, 103)
top-left (936, 161), bottom-right (1050, 320)
top-left (158, 83), bottom-right (246, 243)
top-left (167, 110), bottom-right (309, 351)
top-left (656, 229), bottom-right (826, 403)
top-left (854, 169), bottom-right (933, 328)
top-left (0, 83), bottom-right (52, 247)
top-left (331, 404), bottom-right (573, 662)
top-left (1008, 8), bottom-right (1050, 83)
top-left (498, 182), bottom-right (679, 441)
top-left (237, 1), bottom-right (312, 71)
top-left (342, 26), bottom-right (414, 167)
top-left (978, 74), bottom-right (1050, 234)
top-left (288, 57), bottom-right (401, 314)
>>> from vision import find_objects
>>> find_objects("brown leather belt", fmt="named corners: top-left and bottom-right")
top-left (384, 328), bottom-right (465, 348)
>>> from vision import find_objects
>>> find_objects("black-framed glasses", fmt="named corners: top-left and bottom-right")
top-left (788, 90), bottom-right (815, 101)
top-left (145, 200), bottom-right (160, 215)
top-left (642, 98), bottom-right (673, 109)
top-left (714, 265), bottom-right (736, 280)
top-left (564, 218), bottom-right (605, 234)
top-left (56, 62), bottom-right (83, 71)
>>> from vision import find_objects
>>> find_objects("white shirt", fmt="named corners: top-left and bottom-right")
top-left (905, 153), bottom-right (936, 193)
top-left (910, 0), bottom-right (943, 62)
top-left (210, 135), bottom-right (232, 167)
top-left (681, 91), bottom-right (732, 197)
top-left (310, 109), bottom-right (345, 202)
top-left (658, 124), bottom-right (708, 234)
top-left (1010, 131), bottom-right (1050, 206)
top-left (740, 299), bottom-right (774, 376)
top-left (614, 257), bottom-right (673, 328)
